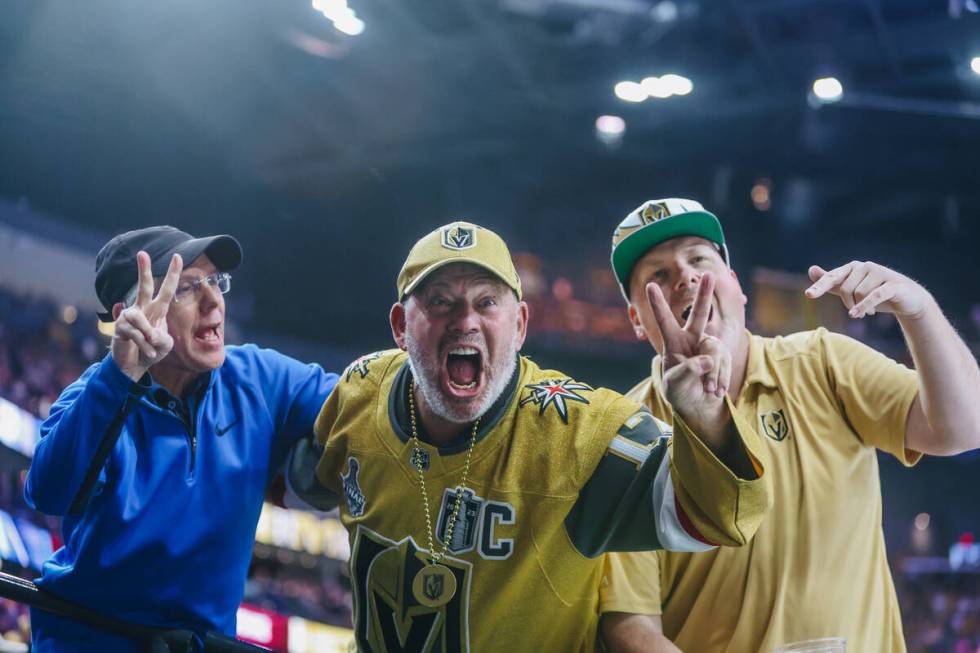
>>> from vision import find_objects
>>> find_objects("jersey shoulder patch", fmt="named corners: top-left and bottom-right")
top-left (518, 377), bottom-right (595, 423)
top-left (342, 349), bottom-right (401, 385)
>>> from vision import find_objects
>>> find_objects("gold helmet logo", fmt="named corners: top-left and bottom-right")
top-left (441, 225), bottom-right (476, 250)
top-left (640, 201), bottom-right (671, 224)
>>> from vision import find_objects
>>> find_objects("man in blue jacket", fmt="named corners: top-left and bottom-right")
top-left (24, 226), bottom-right (339, 652)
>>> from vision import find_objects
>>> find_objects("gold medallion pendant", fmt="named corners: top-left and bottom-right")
top-left (407, 379), bottom-right (477, 610)
top-left (412, 564), bottom-right (457, 608)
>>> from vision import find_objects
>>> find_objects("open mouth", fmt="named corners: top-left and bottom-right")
top-left (194, 324), bottom-right (222, 344)
top-left (445, 346), bottom-right (483, 392)
top-left (680, 304), bottom-right (715, 324)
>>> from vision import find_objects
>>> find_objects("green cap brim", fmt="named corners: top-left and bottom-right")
top-left (611, 210), bottom-right (727, 291)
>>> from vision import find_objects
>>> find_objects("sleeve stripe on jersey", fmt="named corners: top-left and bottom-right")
top-left (607, 435), bottom-right (652, 465)
top-left (651, 452), bottom-right (716, 551)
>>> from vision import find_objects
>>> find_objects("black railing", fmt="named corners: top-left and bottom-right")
top-left (0, 571), bottom-right (270, 653)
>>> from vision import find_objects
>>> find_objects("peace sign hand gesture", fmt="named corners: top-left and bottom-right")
top-left (111, 251), bottom-right (183, 382)
top-left (647, 273), bottom-right (732, 447)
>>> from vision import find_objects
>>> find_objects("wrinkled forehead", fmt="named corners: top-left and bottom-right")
top-left (413, 262), bottom-right (510, 296)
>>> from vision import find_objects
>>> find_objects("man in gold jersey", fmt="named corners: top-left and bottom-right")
top-left (286, 221), bottom-right (774, 652)
top-left (600, 198), bottom-right (980, 653)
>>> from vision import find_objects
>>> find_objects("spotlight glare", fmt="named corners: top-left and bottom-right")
top-left (614, 81), bottom-right (647, 103)
top-left (812, 77), bottom-right (843, 102)
top-left (334, 15), bottom-right (365, 35)
top-left (660, 74), bottom-right (693, 96)
top-left (914, 513), bottom-right (931, 531)
top-left (751, 178), bottom-right (772, 211)
top-left (651, 1), bottom-right (678, 23)
top-left (971, 57), bottom-right (980, 75)
top-left (641, 76), bottom-right (672, 99)
top-left (595, 115), bottom-right (626, 135)
top-left (312, 0), bottom-right (364, 36)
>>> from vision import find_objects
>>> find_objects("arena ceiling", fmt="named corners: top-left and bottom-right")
top-left (1, 0), bottom-right (978, 348)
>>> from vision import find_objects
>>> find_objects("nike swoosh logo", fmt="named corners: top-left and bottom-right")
top-left (216, 417), bottom-right (240, 436)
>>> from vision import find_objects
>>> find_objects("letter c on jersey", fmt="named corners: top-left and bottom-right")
top-left (479, 501), bottom-right (515, 560)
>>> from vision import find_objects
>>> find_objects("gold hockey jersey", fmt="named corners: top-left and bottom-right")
top-left (305, 350), bottom-right (770, 652)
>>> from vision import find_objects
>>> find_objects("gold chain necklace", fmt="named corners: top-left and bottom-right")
top-left (407, 379), bottom-right (480, 607)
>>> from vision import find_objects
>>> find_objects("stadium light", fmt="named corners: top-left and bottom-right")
top-left (641, 76), bottom-right (672, 99)
top-left (812, 77), bottom-right (843, 103)
top-left (614, 81), bottom-right (647, 103)
top-left (334, 16), bottom-right (365, 35)
top-left (971, 57), bottom-right (980, 75)
top-left (595, 115), bottom-right (626, 136)
top-left (660, 74), bottom-right (693, 96)
top-left (62, 305), bottom-right (78, 325)
top-left (595, 115), bottom-right (626, 148)
top-left (616, 74), bottom-right (693, 102)
top-left (751, 180), bottom-right (771, 211)
top-left (650, 1), bottom-right (678, 23)
top-left (914, 513), bottom-right (931, 531)
top-left (312, 0), bottom-right (365, 36)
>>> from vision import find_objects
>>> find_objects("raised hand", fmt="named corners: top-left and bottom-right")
top-left (111, 251), bottom-right (183, 381)
top-left (647, 273), bottom-right (731, 445)
top-left (805, 261), bottom-right (932, 320)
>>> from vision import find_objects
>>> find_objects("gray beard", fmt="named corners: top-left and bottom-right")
top-left (405, 330), bottom-right (520, 425)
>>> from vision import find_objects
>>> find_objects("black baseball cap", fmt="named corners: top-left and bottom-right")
top-left (95, 226), bottom-right (243, 322)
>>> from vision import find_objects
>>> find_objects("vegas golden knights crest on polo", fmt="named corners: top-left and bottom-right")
top-left (760, 409), bottom-right (790, 441)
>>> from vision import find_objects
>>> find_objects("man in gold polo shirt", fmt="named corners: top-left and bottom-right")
top-left (599, 198), bottom-right (980, 653)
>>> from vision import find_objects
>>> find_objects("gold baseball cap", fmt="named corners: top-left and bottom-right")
top-left (397, 221), bottom-right (523, 300)
top-left (610, 198), bottom-right (729, 300)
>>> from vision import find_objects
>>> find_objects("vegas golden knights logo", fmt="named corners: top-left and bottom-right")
top-left (350, 526), bottom-right (472, 652)
top-left (640, 201), bottom-right (671, 224)
top-left (760, 409), bottom-right (790, 442)
top-left (422, 571), bottom-right (444, 601)
top-left (441, 226), bottom-right (476, 250)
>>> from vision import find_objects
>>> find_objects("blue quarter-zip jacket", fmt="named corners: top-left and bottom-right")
top-left (24, 344), bottom-right (338, 651)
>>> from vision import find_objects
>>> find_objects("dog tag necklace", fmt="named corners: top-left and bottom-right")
top-left (408, 379), bottom-right (479, 608)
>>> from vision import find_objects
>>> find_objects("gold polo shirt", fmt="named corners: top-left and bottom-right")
top-left (600, 328), bottom-right (920, 653)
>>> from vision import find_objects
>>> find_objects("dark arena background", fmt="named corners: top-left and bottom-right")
top-left (0, 1), bottom-right (978, 651)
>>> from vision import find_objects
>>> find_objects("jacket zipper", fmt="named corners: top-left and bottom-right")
top-left (188, 431), bottom-right (197, 475)
top-left (148, 396), bottom-right (198, 476)
top-left (169, 403), bottom-right (196, 475)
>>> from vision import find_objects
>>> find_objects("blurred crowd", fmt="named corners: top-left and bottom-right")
top-left (245, 561), bottom-right (352, 629)
top-left (0, 289), bottom-right (100, 420)
top-left (900, 574), bottom-right (980, 653)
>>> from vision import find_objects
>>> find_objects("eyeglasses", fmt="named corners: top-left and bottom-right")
top-left (174, 272), bottom-right (232, 304)
top-left (121, 272), bottom-right (232, 309)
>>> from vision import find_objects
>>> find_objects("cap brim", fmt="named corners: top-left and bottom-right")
top-left (400, 258), bottom-right (521, 300)
top-left (611, 211), bottom-right (725, 290)
top-left (151, 235), bottom-right (243, 276)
